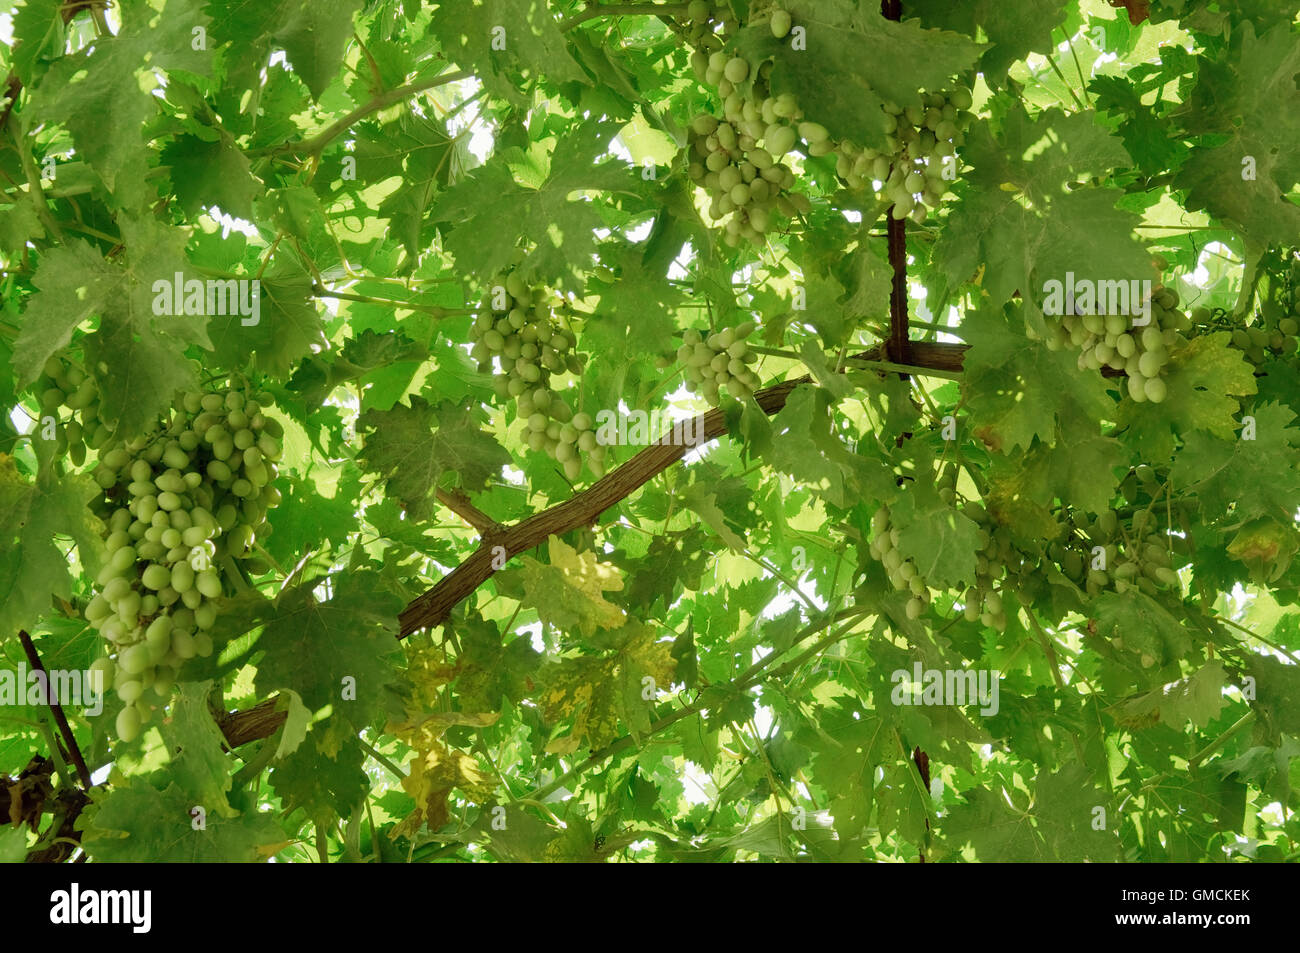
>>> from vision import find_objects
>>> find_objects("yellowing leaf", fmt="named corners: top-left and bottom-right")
top-left (516, 536), bottom-right (627, 637)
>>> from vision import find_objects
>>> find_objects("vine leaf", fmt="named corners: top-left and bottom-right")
top-left (766, 385), bottom-right (887, 507)
top-left (357, 396), bottom-right (509, 522)
top-left (157, 681), bottom-right (237, 816)
top-left (253, 571), bottom-right (404, 728)
top-left (733, 1), bottom-right (982, 148)
top-left (0, 457), bottom-right (104, 639)
top-left (512, 535), bottom-right (628, 638)
top-left (272, 0), bottom-right (366, 101)
top-left (82, 782), bottom-right (283, 862)
top-left (1170, 401), bottom-right (1300, 527)
top-left (944, 764), bottom-right (1119, 861)
top-left (430, 0), bottom-right (586, 103)
top-left (961, 302), bottom-right (1111, 453)
top-left (1108, 661), bottom-right (1227, 730)
top-left (1116, 333), bottom-right (1258, 461)
top-left (891, 480), bottom-right (982, 588)
top-left (908, 0), bottom-right (1071, 84)
top-left (431, 119), bottom-right (647, 282)
top-left (25, 0), bottom-right (212, 207)
top-left (1173, 22), bottom-right (1300, 245)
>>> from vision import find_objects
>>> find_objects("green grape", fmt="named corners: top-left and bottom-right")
top-left (115, 706), bottom-right (142, 742)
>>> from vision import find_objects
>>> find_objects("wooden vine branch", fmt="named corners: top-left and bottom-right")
top-left (881, 0), bottom-right (909, 372)
top-left (436, 488), bottom-right (504, 538)
top-left (217, 697), bottom-right (287, 749)
top-left (216, 340), bottom-right (973, 747)
top-left (886, 217), bottom-right (909, 369)
top-left (400, 341), bottom-right (970, 638)
top-left (399, 373), bottom-right (803, 635)
top-left (17, 630), bottom-right (93, 790)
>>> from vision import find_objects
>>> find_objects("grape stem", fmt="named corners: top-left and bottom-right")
top-left (311, 283), bottom-right (474, 317)
top-left (248, 69), bottom-right (473, 158)
top-left (18, 630), bottom-right (93, 790)
top-left (844, 356), bottom-right (962, 380)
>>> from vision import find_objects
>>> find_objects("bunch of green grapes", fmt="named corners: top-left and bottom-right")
top-left (1041, 286), bottom-right (1191, 403)
top-left (33, 354), bottom-right (112, 467)
top-left (518, 394), bottom-right (603, 481)
top-left (685, 106), bottom-right (807, 245)
top-left (687, 13), bottom-right (817, 247)
top-left (1227, 314), bottom-right (1300, 364)
top-left (85, 383), bottom-right (284, 741)
top-left (869, 504), bottom-right (933, 620)
top-left (1062, 507), bottom-right (1179, 599)
top-left (473, 272), bottom-right (601, 480)
top-left (473, 272), bottom-right (583, 395)
top-left (834, 88), bottom-right (973, 223)
top-left (677, 322), bottom-right (762, 404)
top-left (957, 500), bottom-right (1011, 632)
top-left (682, 0), bottom-right (733, 59)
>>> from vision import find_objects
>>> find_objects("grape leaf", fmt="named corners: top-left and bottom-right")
top-left (253, 571), bottom-right (404, 729)
top-left (1173, 22), bottom-right (1300, 245)
top-left (732, 1), bottom-right (982, 149)
top-left (960, 303), bottom-right (1112, 452)
top-left (1170, 401), bottom-right (1300, 526)
top-left (26, 0), bottom-right (212, 207)
top-left (77, 216), bottom-right (213, 436)
top-left (268, 731), bottom-right (369, 824)
top-left (357, 396), bottom-right (510, 522)
top-left (82, 782), bottom-right (283, 862)
top-left (944, 764), bottom-right (1118, 861)
top-left (160, 132), bottom-right (262, 220)
top-left (933, 107), bottom-right (1153, 317)
top-left (513, 535), bottom-right (627, 638)
top-left (0, 459), bottom-right (103, 640)
top-left (1115, 333), bottom-right (1258, 460)
top-left (205, 270), bottom-right (326, 377)
top-left (157, 680), bottom-right (237, 814)
top-left (431, 119), bottom-right (649, 282)
top-left (766, 385), bottom-right (887, 507)
top-left (429, 0), bottom-right (586, 102)
top-left (890, 480), bottom-right (982, 588)
top-left (272, 0), bottom-right (365, 100)
top-left (909, 0), bottom-right (1071, 84)
top-left (10, 240), bottom-right (118, 388)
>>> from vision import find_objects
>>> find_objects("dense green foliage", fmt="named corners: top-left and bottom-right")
top-left (1, 0), bottom-right (1299, 863)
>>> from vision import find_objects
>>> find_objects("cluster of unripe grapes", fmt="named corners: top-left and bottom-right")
top-left (34, 355), bottom-right (111, 467)
top-left (682, 0), bottom-right (733, 53)
top-left (683, 2), bottom-right (971, 235)
top-left (677, 322), bottom-right (762, 404)
top-left (835, 88), bottom-right (973, 223)
top-left (85, 382), bottom-right (283, 742)
top-left (473, 272), bottom-right (601, 481)
top-left (1055, 504), bottom-right (1179, 600)
top-left (1224, 314), bottom-right (1299, 364)
top-left (958, 498), bottom-right (1011, 632)
top-left (869, 504), bottom-right (933, 621)
top-left (1041, 286), bottom-right (1191, 404)
top-left (473, 272), bottom-right (583, 390)
top-left (686, 59), bottom-right (810, 246)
